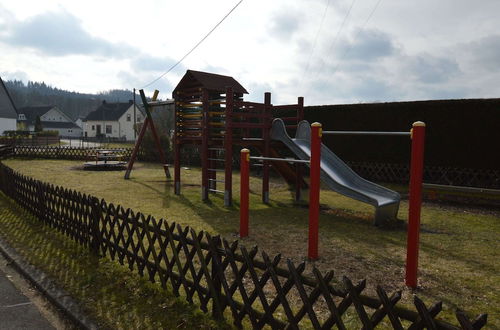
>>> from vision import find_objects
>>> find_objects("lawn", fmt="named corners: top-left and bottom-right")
top-left (2, 158), bottom-right (499, 327)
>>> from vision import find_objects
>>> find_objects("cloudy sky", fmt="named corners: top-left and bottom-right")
top-left (1, 0), bottom-right (499, 105)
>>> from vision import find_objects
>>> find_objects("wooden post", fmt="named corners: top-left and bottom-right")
top-left (174, 95), bottom-right (181, 195)
top-left (224, 87), bottom-right (234, 207)
top-left (201, 89), bottom-right (209, 201)
top-left (295, 96), bottom-right (304, 202)
top-left (405, 121), bottom-right (426, 288)
top-left (90, 197), bottom-right (102, 256)
top-left (308, 122), bottom-right (322, 260)
top-left (240, 149), bottom-right (250, 237)
top-left (262, 92), bottom-right (271, 204)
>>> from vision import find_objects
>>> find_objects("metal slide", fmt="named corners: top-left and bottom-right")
top-left (271, 118), bottom-right (400, 226)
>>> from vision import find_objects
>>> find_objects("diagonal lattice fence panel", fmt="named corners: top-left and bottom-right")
top-left (0, 162), bottom-right (489, 329)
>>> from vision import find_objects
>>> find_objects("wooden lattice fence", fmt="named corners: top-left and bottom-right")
top-left (348, 162), bottom-right (500, 190)
top-left (0, 163), bottom-right (489, 329)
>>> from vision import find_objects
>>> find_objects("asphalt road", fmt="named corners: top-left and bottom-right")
top-left (0, 268), bottom-right (55, 329)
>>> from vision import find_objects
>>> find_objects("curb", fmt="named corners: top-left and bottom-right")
top-left (0, 237), bottom-right (99, 329)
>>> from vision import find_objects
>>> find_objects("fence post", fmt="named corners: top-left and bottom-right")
top-left (211, 236), bottom-right (223, 320)
top-left (405, 121), bottom-right (426, 288)
top-left (90, 197), bottom-right (102, 256)
top-left (240, 148), bottom-right (250, 238)
top-left (37, 181), bottom-right (46, 222)
top-left (308, 122), bottom-right (322, 260)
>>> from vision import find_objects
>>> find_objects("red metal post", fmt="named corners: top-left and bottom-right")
top-left (308, 122), bottom-right (322, 260)
top-left (262, 92), bottom-right (271, 204)
top-left (240, 148), bottom-right (250, 237)
top-left (405, 121), bottom-right (426, 288)
top-left (224, 87), bottom-right (234, 206)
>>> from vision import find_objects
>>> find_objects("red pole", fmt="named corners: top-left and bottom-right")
top-left (240, 148), bottom-right (250, 238)
top-left (308, 122), bottom-right (322, 260)
top-left (405, 121), bottom-right (426, 288)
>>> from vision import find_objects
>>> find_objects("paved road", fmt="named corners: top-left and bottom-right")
top-left (0, 268), bottom-right (54, 329)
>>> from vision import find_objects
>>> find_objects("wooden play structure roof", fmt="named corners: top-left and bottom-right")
top-left (173, 70), bottom-right (248, 94)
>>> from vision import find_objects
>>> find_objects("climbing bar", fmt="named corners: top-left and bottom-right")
top-left (208, 179), bottom-right (225, 183)
top-left (208, 111), bottom-right (225, 116)
top-left (209, 122), bottom-right (225, 127)
top-left (250, 156), bottom-right (309, 164)
top-left (208, 168), bottom-right (225, 172)
top-left (207, 158), bottom-right (224, 161)
top-left (209, 189), bottom-right (224, 194)
top-left (177, 103), bottom-right (203, 108)
top-left (323, 130), bottom-right (410, 136)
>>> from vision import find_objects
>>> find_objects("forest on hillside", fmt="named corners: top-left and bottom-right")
top-left (4, 80), bottom-right (139, 121)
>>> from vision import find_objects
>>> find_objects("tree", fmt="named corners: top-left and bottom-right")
top-left (34, 115), bottom-right (43, 132)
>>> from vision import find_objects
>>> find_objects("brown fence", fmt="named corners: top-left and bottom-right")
top-left (0, 162), bottom-right (488, 329)
top-left (348, 162), bottom-right (500, 190)
top-left (13, 145), bottom-right (134, 161)
top-left (8, 145), bottom-right (500, 189)
top-left (0, 136), bottom-right (61, 146)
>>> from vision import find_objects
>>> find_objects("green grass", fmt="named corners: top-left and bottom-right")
top-left (2, 158), bottom-right (499, 327)
top-left (0, 194), bottom-right (232, 329)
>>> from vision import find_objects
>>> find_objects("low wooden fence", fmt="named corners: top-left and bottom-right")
top-left (0, 136), bottom-right (61, 146)
top-left (348, 162), bottom-right (500, 190)
top-left (7, 145), bottom-right (500, 190)
top-left (0, 162), bottom-right (487, 329)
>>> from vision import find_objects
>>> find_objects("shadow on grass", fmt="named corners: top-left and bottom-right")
top-left (0, 194), bottom-right (232, 330)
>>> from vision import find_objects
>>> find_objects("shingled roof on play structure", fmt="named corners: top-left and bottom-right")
top-left (173, 70), bottom-right (248, 95)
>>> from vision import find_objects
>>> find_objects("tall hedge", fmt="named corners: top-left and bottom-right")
top-left (300, 99), bottom-right (500, 170)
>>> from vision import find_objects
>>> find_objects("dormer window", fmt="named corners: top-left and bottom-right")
top-left (18, 114), bottom-right (26, 120)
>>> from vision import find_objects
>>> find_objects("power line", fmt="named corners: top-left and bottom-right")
top-left (331, 0), bottom-right (383, 75)
top-left (305, 0), bottom-right (356, 95)
top-left (141, 0), bottom-right (244, 89)
top-left (301, 0), bottom-right (331, 82)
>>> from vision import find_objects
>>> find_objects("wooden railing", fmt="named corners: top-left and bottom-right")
top-left (0, 162), bottom-right (488, 329)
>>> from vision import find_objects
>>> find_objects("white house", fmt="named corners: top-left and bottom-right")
top-left (84, 100), bottom-right (144, 141)
top-left (0, 77), bottom-right (18, 135)
top-left (17, 105), bottom-right (82, 137)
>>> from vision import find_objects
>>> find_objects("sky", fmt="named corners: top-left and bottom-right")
top-left (1, 0), bottom-right (499, 105)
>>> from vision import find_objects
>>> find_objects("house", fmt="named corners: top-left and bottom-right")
top-left (0, 77), bottom-right (18, 135)
top-left (17, 105), bottom-right (83, 137)
top-left (83, 100), bottom-right (144, 141)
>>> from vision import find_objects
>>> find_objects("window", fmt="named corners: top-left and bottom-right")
top-left (137, 116), bottom-right (141, 122)
top-left (127, 114), bottom-right (131, 121)
top-left (91, 125), bottom-right (95, 130)
top-left (106, 125), bottom-right (112, 134)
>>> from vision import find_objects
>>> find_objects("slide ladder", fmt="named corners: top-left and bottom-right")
top-left (271, 118), bottom-right (401, 226)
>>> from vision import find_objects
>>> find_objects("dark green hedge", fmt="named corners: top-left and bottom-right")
top-left (298, 99), bottom-right (500, 170)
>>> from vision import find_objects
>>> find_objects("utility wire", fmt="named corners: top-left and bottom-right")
top-left (141, 0), bottom-right (244, 89)
top-left (301, 0), bottom-right (331, 82)
top-left (330, 0), bottom-right (383, 75)
top-left (305, 0), bottom-right (356, 95)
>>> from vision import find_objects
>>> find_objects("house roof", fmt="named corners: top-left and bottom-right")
top-left (18, 106), bottom-right (55, 124)
top-left (85, 101), bottom-right (134, 121)
top-left (40, 121), bottom-right (80, 129)
top-left (0, 77), bottom-right (18, 119)
top-left (173, 70), bottom-right (248, 95)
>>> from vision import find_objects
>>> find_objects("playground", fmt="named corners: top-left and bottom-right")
top-left (1, 70), bottom-right (497, 327)
top-left (3, 157), bottom-right (499, 326)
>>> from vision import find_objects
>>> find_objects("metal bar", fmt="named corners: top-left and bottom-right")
top-left (308, 122), bottom-right (322, 260)
top-left (208, 169), bottom-right (225, 172)
top-left (208, 179), bottom-right (225, 183)
top-left (208, 158), bottom-right (224, 161)
top-left (422, 183), bottom-right (500, 195)
top-left (240, 149), bottom-right (250, 238)
top-left (323, 130), bottom-right (410, 136)
top-left (250, 156), bottom-right (309, 164)
top-left (209, 189), bottom-right (224, 193)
